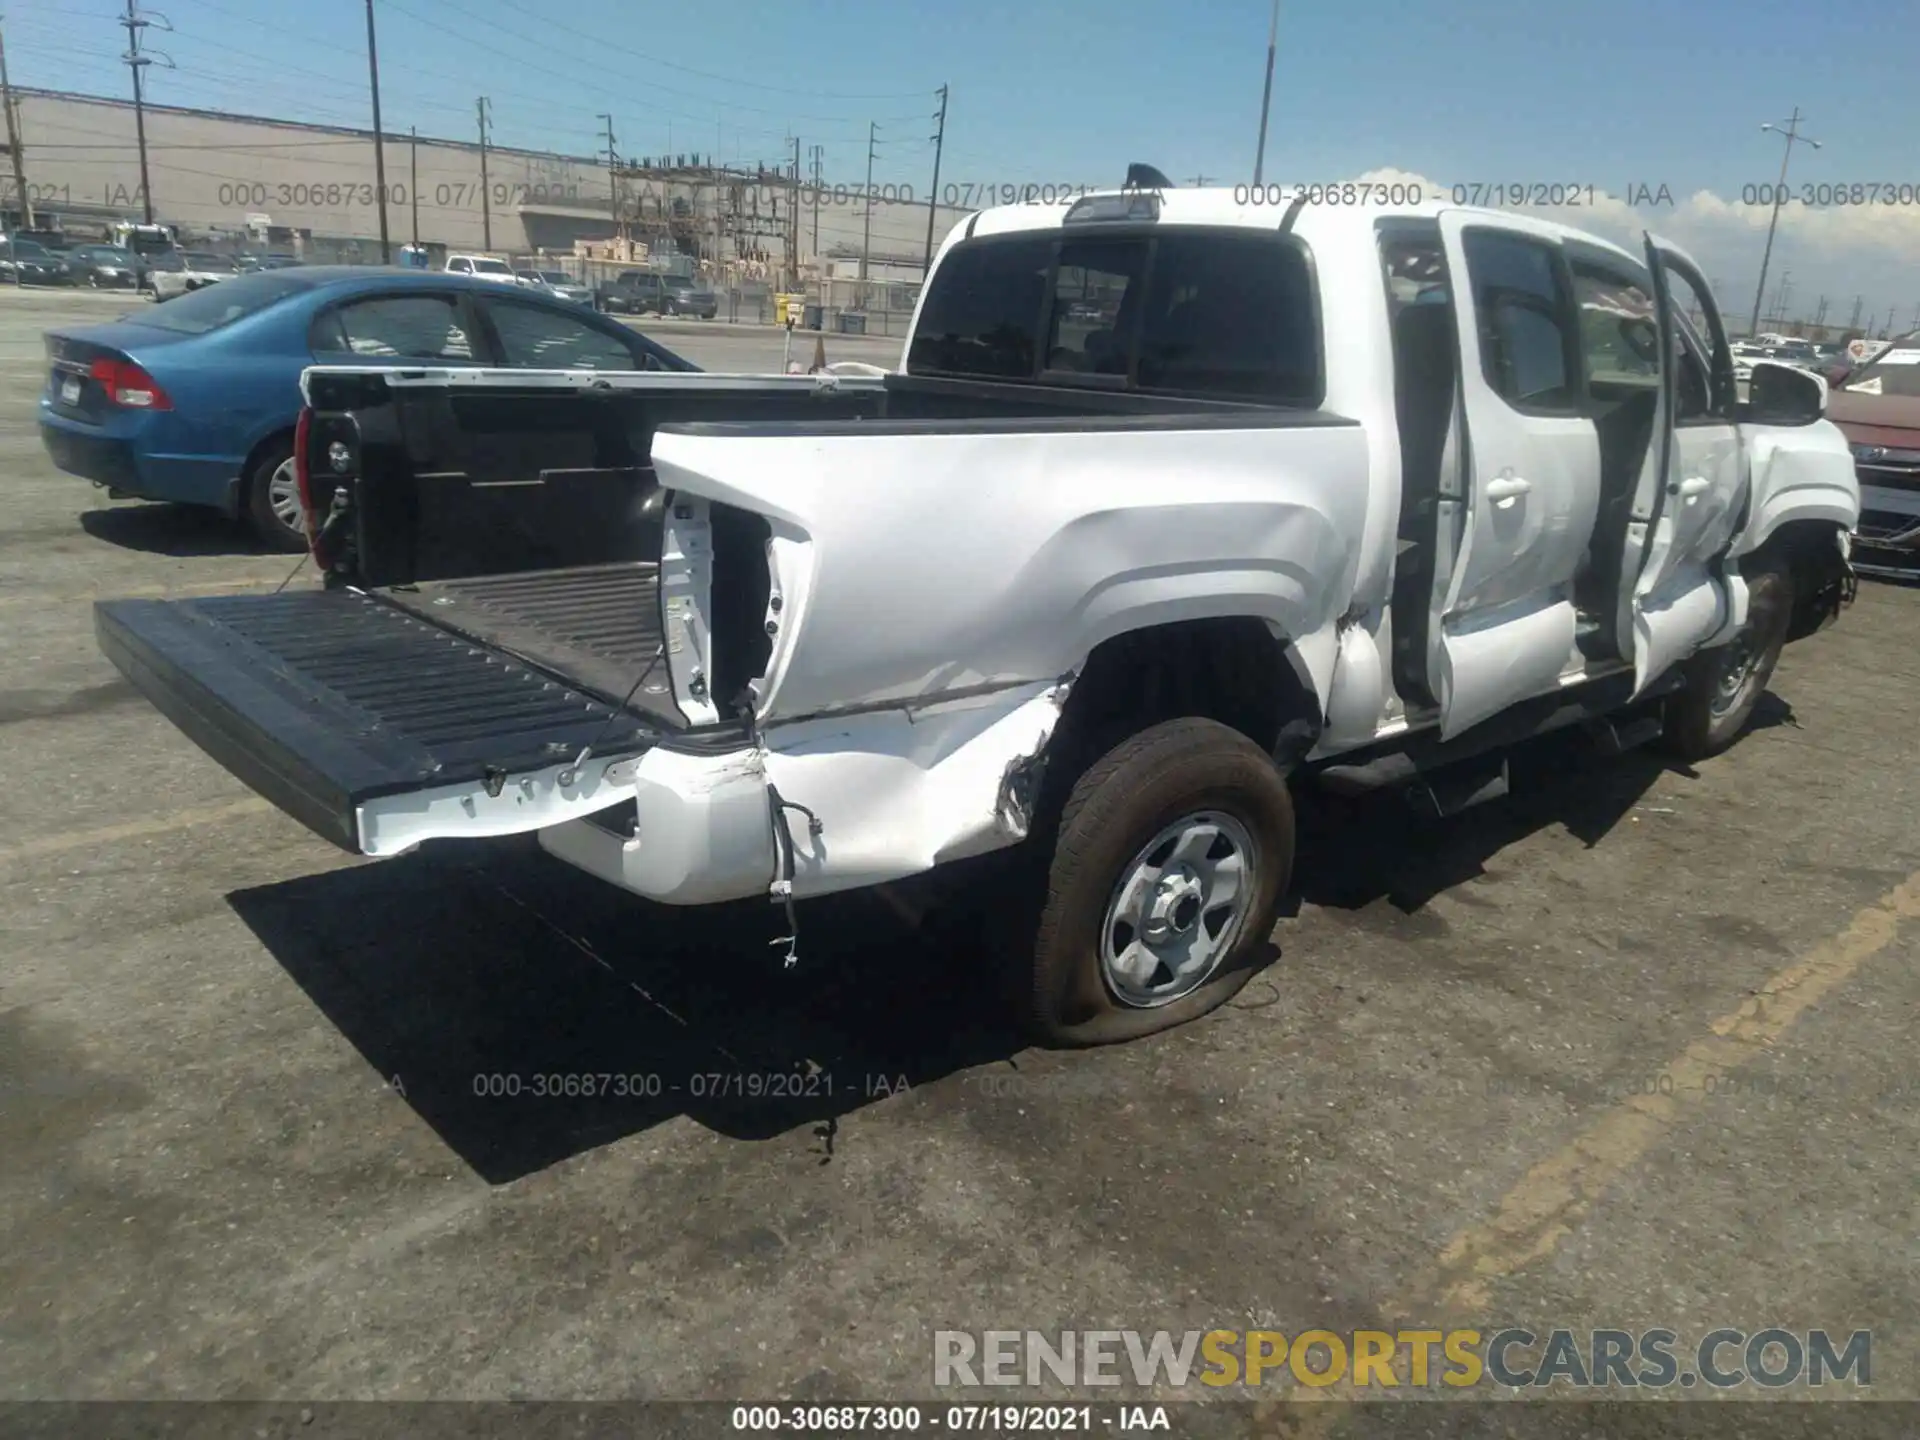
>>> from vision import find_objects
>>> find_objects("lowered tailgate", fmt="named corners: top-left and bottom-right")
top-left (96, 589), bottom-right (659, 854)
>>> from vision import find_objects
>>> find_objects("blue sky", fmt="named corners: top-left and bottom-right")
top-left (6, 0), bottom-right (1919, 323)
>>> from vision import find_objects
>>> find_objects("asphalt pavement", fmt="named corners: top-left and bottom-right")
top-left (0, 285), bottom-right (1914, 1434)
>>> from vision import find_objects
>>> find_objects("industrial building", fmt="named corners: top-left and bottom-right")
top-left (5, 86), bottom-right (968, 309)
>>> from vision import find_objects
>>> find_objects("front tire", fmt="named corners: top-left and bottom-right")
top-left (1661, 560), bottom-right (1794, 761)
top-left (243, 440), bottom-right (307, 553)
top-left (1012, 718), bottom-right (1294, 1047)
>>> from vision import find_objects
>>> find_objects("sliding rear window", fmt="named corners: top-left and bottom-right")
top-left (908, 227), bottom-right (1322, 405)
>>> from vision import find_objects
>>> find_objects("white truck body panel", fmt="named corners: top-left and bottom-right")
top-left (646, 421), bottom-right (1372, 726)
top-left (104, 187), bottom-right (1862, 916)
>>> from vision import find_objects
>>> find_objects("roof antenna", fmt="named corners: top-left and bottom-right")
top-left (1125, 163), bottom-right (1173, 190)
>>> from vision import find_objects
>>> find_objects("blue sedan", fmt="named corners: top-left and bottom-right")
top-left (40, 266), bottom-right (698, 550)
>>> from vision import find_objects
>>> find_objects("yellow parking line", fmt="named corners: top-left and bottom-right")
top-left (0, 796), bottom-right (272, 865)
top-left (1257, 868), bottom-right (1920, 1433)
top-left (1411, 868), bottom-right (1920, 1314)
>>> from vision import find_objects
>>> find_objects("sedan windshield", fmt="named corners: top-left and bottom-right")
top-left (191, 255), bottom-right (240, 273)
top-left (471, 259), bottom-right (513, 275)
top-left (538, 271), bottom-right (571, 284)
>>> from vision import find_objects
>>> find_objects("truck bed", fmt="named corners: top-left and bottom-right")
top-left (376, 562), bottom-right (673, 713)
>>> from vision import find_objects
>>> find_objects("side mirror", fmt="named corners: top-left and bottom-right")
top-left (1745, 360), bottom-right (1826, 425)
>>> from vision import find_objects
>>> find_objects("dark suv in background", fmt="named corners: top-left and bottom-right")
top-left (595, 269), bottom-right (717, 319)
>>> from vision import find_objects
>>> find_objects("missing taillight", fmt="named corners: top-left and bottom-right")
top-left (294, 407), bottom-right (317, 544)
top-left (86, 357), bottom-right (172, 410)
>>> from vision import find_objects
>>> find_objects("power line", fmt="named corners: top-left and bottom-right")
top-left (380, 0), bottom-right (920, 139)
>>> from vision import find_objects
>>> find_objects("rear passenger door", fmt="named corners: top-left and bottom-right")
top-left (1432, 212), bottom-right (1602, 737)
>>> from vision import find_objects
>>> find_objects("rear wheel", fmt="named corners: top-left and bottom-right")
top-left (1661, 560), bottom-right (1793, 760)
top-left (243, 440), bottom-right (307, 552)
top-left (1008, 717), bottom-right (1293, 1047)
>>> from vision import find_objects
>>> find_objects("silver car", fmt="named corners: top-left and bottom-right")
top-left (517, 268), bottom-right (594, 305)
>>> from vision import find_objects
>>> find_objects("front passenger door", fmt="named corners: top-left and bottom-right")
top-left (1431, 213), bottom-right (1603, 737)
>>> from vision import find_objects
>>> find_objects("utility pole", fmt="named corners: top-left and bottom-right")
top-left (922, 84), bottom-right (947, 274)
top-left (363, 0), bottom-right (390, 263)
top-left (1882, 305), bottom-right (1896, 339)
top-left (859, 121), bottom-right (876, 285)
top-left (0, 22), bottom-right (30, 228)
top-left (409, 126), bottom-right (418, 246)
top-left (1747, 107), bottom-right (1819, 342)
top-left (598, 113), bottom-right (617, 235)
top-left (1848, 294), bottom-right (1864, 333)
top-left (1813, 294), bottom-right (1828, 330)
top-left (1909, 301), bottom-right (1920, 334)
top-left (476, 96), bottom-right (492, 251)
top-left (1252, 0), bottom-right (1279, 187)
top-left (119, 0), bottom-right (155, 222)
top-left (809, 144), bottom-right (822, 261)
top-left (1770, 268), bottom-right (1792, 326)
top-left (789, 133), bottom-right (801, 290)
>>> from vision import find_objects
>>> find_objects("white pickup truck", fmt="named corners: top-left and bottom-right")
top-left (97, 182), bottom-right (1859, 1047)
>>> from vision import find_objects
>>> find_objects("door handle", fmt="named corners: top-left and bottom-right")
top-left (1676, 476), bottom-right (1711, 499)
top-left (1485, 475), bottom-right (1531, 505)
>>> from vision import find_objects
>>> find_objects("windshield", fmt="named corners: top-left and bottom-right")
top-left (538, 271), bottom-right (571, 284)
top-left (84, 247), bottom-right (135, 265)
top-left (190, 255), bottom-right (239, 272)
top-left (6, 238), bottom-right (49, 257)
top-left (131, 270), bottom-right (317, 334)
top-left (471, 258), bottom-right (513, 275)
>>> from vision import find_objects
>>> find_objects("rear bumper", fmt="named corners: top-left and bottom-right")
top-left (40, 420), bottom-right (139, 489)
top-left (40, 412), bottom-right (242, 510)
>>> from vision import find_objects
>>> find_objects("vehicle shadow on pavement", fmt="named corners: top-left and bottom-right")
top-left (225, 839), bottom-right (1024, 1184)
top-left (1287, 698), bottom-right (1795, 918)
top-left (79, 503), bottom-right (260, 557)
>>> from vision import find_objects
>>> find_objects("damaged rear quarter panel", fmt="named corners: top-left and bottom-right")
top-left (649, 421), bottom-right (1371, 726)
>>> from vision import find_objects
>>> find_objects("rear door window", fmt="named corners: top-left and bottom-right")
top-left (1460, 229), bottom-right (1578, 411)
top-left (312, 295), bottom-right (477, 360)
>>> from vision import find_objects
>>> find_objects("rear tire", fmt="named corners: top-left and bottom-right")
top-left (1661, 560), bottom-right (1794, 761)
top-left (243, 439), bottom-right (307, 553)
top-left (1008, 717), bottom-right (1294, 1048)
